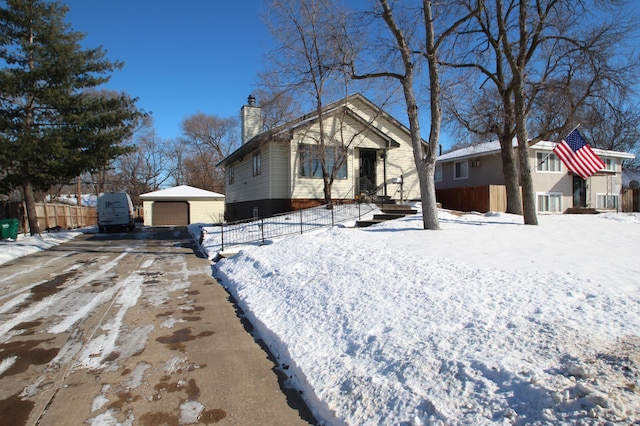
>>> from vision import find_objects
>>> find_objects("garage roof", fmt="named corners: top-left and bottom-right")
top-left (140, 185), bottom-right (224, 200)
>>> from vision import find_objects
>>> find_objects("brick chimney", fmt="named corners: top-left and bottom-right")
top-left (241, 94), bottom-right (263, 144)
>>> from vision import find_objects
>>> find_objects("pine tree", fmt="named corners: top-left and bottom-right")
top-left (0, 0), bottom-right (143, 235)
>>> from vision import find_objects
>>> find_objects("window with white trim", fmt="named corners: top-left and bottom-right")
top-left (596, 193), bottom-right (618, 209)
top-left (299, 144), bottom-right (347, 179)
top-left (602, 158), bottom-right (616, 172)
top-left (435, 164), bottom-right (442, 182)
top-left (536, 151), bottom-right (561, 172)
top-left (454, 160), bottom-right (468, 180)
top-left (537, 192), bottom-right (562, 213)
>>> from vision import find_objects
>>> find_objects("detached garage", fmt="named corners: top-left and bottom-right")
top-left (140, 185), bottom-right (225, 226)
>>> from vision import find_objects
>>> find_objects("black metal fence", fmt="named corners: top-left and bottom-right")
top-left (201, 201), bottom-right (377, 252)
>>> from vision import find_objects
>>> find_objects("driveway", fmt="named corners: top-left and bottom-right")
top-left (0, 227), bottom-right (314, 425)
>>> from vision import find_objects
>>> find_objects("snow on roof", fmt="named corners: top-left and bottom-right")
top-left (140, 185), bottom-right (224, 200)
top-left (436, 140), bottom-right (505, 162)
top-left (438, 139), bottom-right (636, 162)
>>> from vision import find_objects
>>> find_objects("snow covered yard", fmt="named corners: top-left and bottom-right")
top-left (204, 207), bottom-right (640, 425)
top-left (2, 207), bottom-right (639, 425)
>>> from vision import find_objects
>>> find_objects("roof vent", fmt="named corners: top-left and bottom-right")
top-left (247, 94), bottom-right (256, 106)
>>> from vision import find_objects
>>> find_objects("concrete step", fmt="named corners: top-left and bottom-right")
top-left (380, 204), bottom-right (417, 213)
top-left (381, 208), bottom-right (417, 215)
top-left (355, 219), bottom-right (386, 227)
top-left (373, 213), bottom-right (406, 220)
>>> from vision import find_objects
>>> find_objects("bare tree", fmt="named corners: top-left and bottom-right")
top-left (113, 129), bottom-right (172, 205)
top-left (177, 113), bottom-right (239, 193)
top-left (252, 87), bottom-right (302, 130)
top-left (448, 0), bottom-right (638, 223)
top-left (351, 0), bottom-right (481, 230)
top-left (263, 0), bottom-right (356, 204)
top-left (181, 113), bottom-right (238, 159)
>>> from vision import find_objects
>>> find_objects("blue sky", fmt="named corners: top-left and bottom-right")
top-left (61, 1), bottom-right (640, 149)
top-left (63, 0), bottom-right (272, 141)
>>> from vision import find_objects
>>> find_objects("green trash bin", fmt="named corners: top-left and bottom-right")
top-left (0, 218), bottom-right (19, 240)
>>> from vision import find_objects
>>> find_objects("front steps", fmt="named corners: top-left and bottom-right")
top-left (356, 203), bottom-right (418, 227)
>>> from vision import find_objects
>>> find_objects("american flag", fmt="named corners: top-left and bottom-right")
top-left (553, 129), bottom-right (604, 180)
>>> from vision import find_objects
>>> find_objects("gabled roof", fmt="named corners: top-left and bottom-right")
top-left (140, 185), bottom-right (224, 200)
top-left (437, 139), bottom-right (635, 163)
top-left (436, 140), bottom-right (508, 162)
top-left (218, 93), bottom-right (424, 167)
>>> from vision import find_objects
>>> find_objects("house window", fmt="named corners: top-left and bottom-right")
top-left (602, 158), bottom-right (616, 172)
top-left (435, 164), bottom-right (442, 182)
top-left (596, 193), bottom-right (618, 209)
top-left (299, 144), bottom-right (347, 179)
top-left (536, 152), bottom-right (561, 172)
top-left (454, 160), bottom-right (468, 180)
top-left (228, 164), bottom-right (234, 185)
top-left (253, 151), bottom-right (261, 176)
top-left (537, 192), bottom-right (562, 213)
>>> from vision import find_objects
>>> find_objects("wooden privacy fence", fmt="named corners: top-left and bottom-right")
top-left (436, 185), bottom-right (509, 213)
top-left (622, 188), bottom-right (639, 212)
top-left (1, 202), bottom-right (97, 234)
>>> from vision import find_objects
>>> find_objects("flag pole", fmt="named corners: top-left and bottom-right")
top-left (537, 124), bottom-right (582, 167)
top-left (565, 123), bottom-right (581, 138)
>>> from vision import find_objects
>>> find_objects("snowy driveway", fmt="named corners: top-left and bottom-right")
top-left (0, 227), bottom-right (311, 425)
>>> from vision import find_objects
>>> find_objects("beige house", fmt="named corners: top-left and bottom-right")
top-left (140, 185), bottom-right (225, 226)
top-left (218, 94), bottom-right (423, 222)
top-left (435, 140), bottom-right (635, 213)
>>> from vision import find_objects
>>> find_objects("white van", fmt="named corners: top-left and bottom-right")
top-left (97, 192), bottom-right (135, 232)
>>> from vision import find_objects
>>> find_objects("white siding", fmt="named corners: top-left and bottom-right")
top-left (226, 140), bottom-right (292, 203)
top-left (189, 200), bottom-right (225, 223)
top-left (384, 132), bottom-right (420, 201)
top-left (269, 141), bottom-right (291, 198)
top-left (289, 107), bottom-right (422, 201)
top-left (142, 200), bottom-right (153, 226)
top-left (290, 116), bottom-right (360, 200)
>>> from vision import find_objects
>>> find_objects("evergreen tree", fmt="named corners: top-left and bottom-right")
top-left (0, 0), bottom-right (143, 234)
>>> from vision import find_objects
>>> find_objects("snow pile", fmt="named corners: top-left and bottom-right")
top-left (0, 230), bottom-right (84, 266)
top-left (210, 207), bottom-right (640, 425)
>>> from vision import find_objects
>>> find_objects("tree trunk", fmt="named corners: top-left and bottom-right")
top-left (323, 177), bottom-right (332, 206)
top-left (498, 136), bottom-right (523, 215)
top-left (402, 80), bottom-right (439, 230)
top-left (513, 77), bottom-right (538, 225)
top-left (421, 0), bottom-right (441, 230)
top-left (22, 178), bottom-right (41, 236)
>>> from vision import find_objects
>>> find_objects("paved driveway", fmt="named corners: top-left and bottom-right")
top-left (0, 227), bottom-right (314, 425)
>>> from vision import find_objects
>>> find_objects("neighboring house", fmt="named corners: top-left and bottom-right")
top-left (218, 94), bottom-right (422, 222)
top-left (140, 185), bottom-right (225, 226)
top-left (435, 140), bottom-right (635, 213)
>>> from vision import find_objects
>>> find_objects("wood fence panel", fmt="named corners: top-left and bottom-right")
top-left (489, 185), bottom-right (508, 212)
top-left (0, 202), bottom-right (96, 234)
top-left (436, 186), bottom-right (491, 212)
top-left (622, 189), bottom-right (639, 212)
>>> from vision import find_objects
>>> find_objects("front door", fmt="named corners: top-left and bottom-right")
top-left (359, 149), bottom-right (377, 194)
top-left (573, 176), bottom-right (586, 208)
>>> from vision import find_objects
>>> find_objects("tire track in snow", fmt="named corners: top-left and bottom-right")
top-left (0, 250), bottom-right (130, 344)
